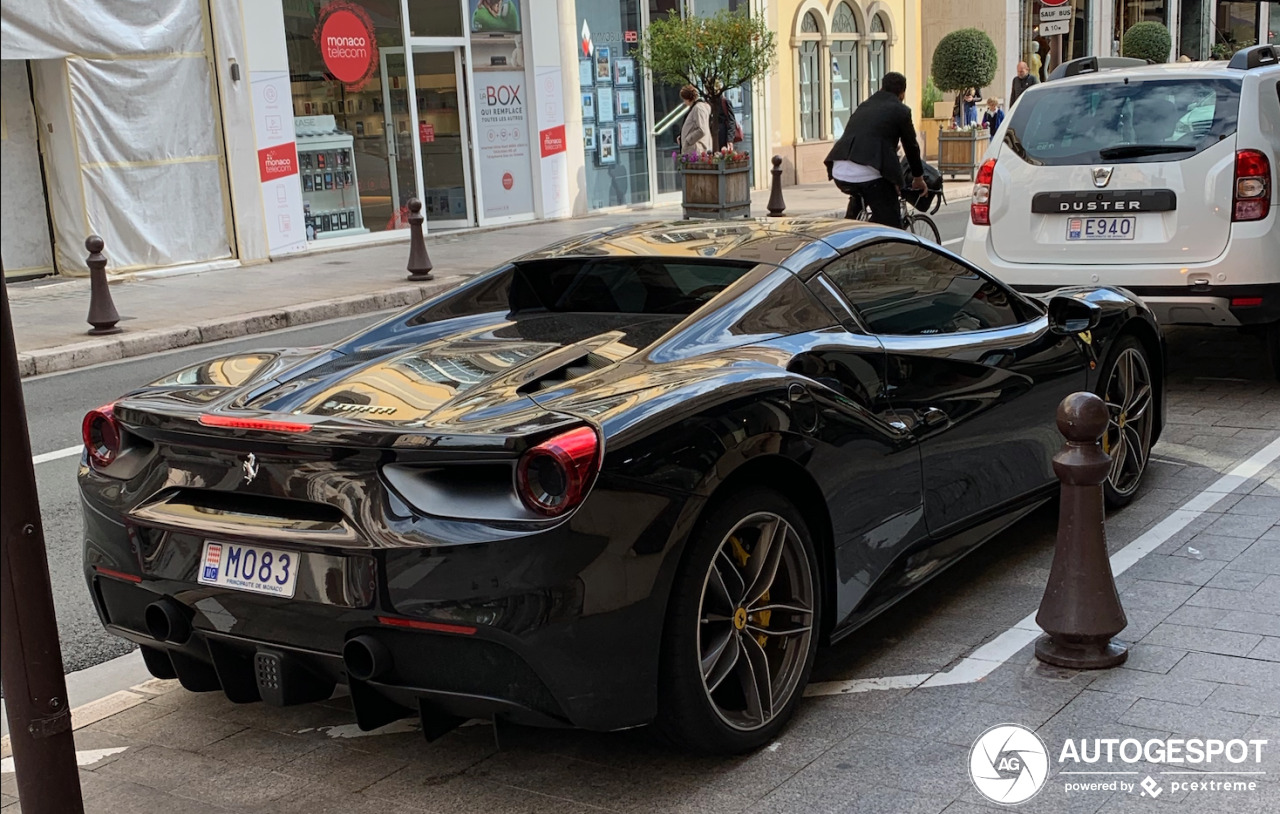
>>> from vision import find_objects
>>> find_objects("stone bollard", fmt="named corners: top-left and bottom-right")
top-left (405, 198), bottom-right (434, 282)
top-left (766, 155), bottom-right (786, 217)
top-left (1035, 391), bottom-right (1129, 669)
top-left (85, 235), bottom-right (122, 336)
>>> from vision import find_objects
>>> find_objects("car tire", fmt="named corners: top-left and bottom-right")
top-left (655, 487), bottom-right (820, 754)
top-left (1097, 335), bottom-right (1155, 509)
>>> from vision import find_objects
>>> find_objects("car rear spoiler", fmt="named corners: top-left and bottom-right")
top-left (1227, 44), bottom-right (1278, 70)
top-left (1047, 56), bottom-right (1149, 81)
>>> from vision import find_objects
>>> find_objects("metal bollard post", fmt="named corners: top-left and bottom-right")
top-left (405, 198), bottom-right (434, 282)
top-left (1035, 391), bottom-right (1129, 669)
top-left (766, 156), bottom-right (786, 217)
top-left (85, 235), bottom-right (121, 336)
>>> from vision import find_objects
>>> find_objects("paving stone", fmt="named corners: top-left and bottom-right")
top-left (1248, 637), bottom-right (1280, 662)
top-left (1119, 644), bottom-right (1189, 674)
top-left (1118, 698), bottom-right (1259, 738)
top-left (88, 777), bottom-right (242, 814)
top-left (1256, 574), bottom-right (1280, 596)
top-left (1227, 541), bottom-right (1280, 576)
top-left (1126, 555), bottom-right (1226, 586)
top-left (92, 744), bottom-right (233, 792)
top-left (1186, 587), bottom-right (1280, 615)
top-left (127, 710), bottom-right (247, 752)
top-left (1170, 651), bottom-right (1278, 688)
top-left (1206, 570), bottom-right (1271, 591)
top-left (198, 727), bottom-right (322, 771)
top-left (1202, 684), bottom-right (1280, 717)
top-left (168, 764), bottom-right (310, 808)
top-left (1119, 580), bottom-right (1200, 613)
top-left (1140, 623), bottom-right (1264, 657)
top-left (1224, 495), bottom-right (1280, 519)
top-left (253, 786), bottom-right (424, 814)
top-left (1163, 605), bottom-right (1230, 628)
top-left (1087, 668), bottom-right (1218, 705)
top-left (750, 773), bottom-right (958, 814)
top-left (275, 741), bottom-right (408, 793)
top-left (1158, 533), bottom-right (1261, 561)
top-left (1215, 611), bottom-right (1280, 637)
top-left (1203, 514), bottom-right (1274, 540)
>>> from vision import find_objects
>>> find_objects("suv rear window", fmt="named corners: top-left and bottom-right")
top-left (1005, 78), bottom-right (1241, 166)
top-left (509, 258), bottom-right (756, 315)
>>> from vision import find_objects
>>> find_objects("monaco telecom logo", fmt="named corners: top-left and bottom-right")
top-left (969, 724), bottom-right (1050, 805)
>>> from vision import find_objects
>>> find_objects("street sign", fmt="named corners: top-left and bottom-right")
top-left (1040, 19), bottom-right (1070, 36)
top-left (1040, 0), bottom-right (1070, 5)
top-left (1040, 7), bottom-right (1073, 21)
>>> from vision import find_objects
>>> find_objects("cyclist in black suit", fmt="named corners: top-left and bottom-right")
top-left (823, 72), bottom-right (927, 228)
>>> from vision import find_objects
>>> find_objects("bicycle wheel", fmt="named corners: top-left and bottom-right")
top-left (905, 212), bottom-right (941, 243)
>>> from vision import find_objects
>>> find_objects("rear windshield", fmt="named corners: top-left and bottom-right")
top-left (1005, 78), bottom-right (1241, 166)
top-left (509, 258), bottom-right (756, 315)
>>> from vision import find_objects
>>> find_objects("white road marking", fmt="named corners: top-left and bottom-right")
top-left (1, 746), bottom-right (126, 773)
top-left (941, 236), bottom-right (964, 246)
top-left (805, 434), bottom-right (1280, 697)
top-left (32, 445), bottom-right (82, 465)
top-left (312, 719), bottom-right (421, 739)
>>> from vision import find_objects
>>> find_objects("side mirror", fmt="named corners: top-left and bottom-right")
top-left (1048, 295), bottom-right (1102, 335)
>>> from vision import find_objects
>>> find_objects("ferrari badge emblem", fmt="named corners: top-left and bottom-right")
top-left (1091, 167), bottom-right (1113, 188)
top-left (242, 453), bottom-right (259, 485)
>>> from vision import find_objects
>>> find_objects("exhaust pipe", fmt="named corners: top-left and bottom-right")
top-left (144, 599), bottom-right (191, 644)
top-left (343, 635), bottom-right (392, 682)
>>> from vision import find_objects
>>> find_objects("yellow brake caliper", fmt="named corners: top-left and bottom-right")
top-left (728, 536), bottom-right (771, 646)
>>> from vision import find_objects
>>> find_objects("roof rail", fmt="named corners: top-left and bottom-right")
top-left (1047, 56), bottom-right (1148, 81)
top-left (1227, 44), bottom-right (1278, 70)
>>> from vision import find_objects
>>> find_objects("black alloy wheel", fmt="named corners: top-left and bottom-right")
top-left (1099, 336), bottom-right (1155, 508)
top-left (656, 488), bottom-right (820, 754)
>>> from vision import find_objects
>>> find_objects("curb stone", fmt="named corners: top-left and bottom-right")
top-left (18, 276), bottom-right (462, 378)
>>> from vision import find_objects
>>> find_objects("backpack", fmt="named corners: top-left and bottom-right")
top-left (721, 96), bottom-right (744, 143)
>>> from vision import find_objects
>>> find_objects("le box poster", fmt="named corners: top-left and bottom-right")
top-left (475, 70), bottom-right (534, 219)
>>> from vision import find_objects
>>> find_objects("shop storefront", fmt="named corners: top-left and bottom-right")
top-left (244, 0), bottom-right (553, 254)
top-left (1020, 0), bottom-right (1095, 81)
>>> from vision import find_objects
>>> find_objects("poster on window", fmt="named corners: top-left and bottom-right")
top-left (476, 70), bottom-right (534, 220)
top-left (536, 66), bottom-right (570, 219)
top-left (470, 0), bottom-right (520, 33)
top-left (250, 70), bottom-right (307, 255)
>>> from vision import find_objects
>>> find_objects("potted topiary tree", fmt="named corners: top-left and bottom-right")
top-left (1122, 21), bottom-right (1172, 64)
top-left (639, 9), bottom-right (776, 219)
top-left (930, 28), bottom-right (998, 180)
top-left (920, 74), bottom-right (947, 161)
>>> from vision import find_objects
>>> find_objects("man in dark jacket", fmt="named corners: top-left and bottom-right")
top-left (824, 72), bottom-right (926, 228)
top-left (1009, 61), bottom-right (1038, 107)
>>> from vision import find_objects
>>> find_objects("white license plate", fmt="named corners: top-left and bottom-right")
top-left (198, 541), bottom-right (299, 598)
top-left (1067, 216), bottom-right (1136, 240)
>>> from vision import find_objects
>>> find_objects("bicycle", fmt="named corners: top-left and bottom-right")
top-left (848, 192), bottom-right (942, 244)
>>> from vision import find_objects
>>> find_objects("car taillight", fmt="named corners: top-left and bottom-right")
top-left (516, 426), bottom-right (600, 517)
top-left (198, 414), bottom-right (313, 433)
top-left (1233, 149), bottom-right (1271, 222)
top-left (971, 159), bottom-right (996, 225)
top-left (82, 404), bottom-right (121, 469)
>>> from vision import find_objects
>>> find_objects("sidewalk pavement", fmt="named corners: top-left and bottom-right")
top-left (1, 359), bottom-right (1276, 813)
top-left (9, 180), bottom-right (971, 378)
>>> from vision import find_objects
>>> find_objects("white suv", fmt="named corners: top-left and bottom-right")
top-left (961, 45), bottom-right (1280, 375)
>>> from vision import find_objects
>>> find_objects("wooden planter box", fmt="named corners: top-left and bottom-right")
top-left (681, 161), bottom-right (751, 219)
top-left (938, 129), bottom-right (990, 181)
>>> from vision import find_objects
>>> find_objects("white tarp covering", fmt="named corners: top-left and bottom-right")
top-left (0, 60), bottom-right (55, 277)
top-left (2, 1), bottom-right (232, 275)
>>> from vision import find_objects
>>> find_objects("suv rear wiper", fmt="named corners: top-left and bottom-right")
top-left (1098, 144), bottom-right (1197, 159)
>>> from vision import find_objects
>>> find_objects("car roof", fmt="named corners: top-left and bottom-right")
top-left (512, 218), bottom-right (905, 268)
top-left (1037, 60), bottom-right (1278, 90)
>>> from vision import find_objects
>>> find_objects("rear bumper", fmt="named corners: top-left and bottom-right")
top-left (81, 472), bottom-right (693, 733)
top-left (961, 228), bottom-right (1280, 327)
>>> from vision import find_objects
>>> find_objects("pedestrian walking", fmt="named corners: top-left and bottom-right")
top-left (823, 72), bottom-right (927, 229)
top-left (982, 97), bottom-right (1005, 138)
top-left (951, 87), bottom-right (983, 127)
top-left (676, 85), bottom-right (712, 155)
top-left (1010, 61), bottom-right (1038, 107)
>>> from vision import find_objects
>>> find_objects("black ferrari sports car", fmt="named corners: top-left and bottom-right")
top-left (81, 219), bottom-right (1164, 753)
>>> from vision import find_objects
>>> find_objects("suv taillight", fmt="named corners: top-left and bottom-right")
top-left (82, 404), bottom-right (121, 469)
top-left (971, 159), bottom-right (996, 225)
top-left (1233, 149), bottom-right (1271, 222)
top-left (515, 426), bottom-right (600, 517)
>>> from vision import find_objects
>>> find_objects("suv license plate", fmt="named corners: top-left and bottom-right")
top-left (1067, 216), bottom-right (1136, 240)
top-left (198, 541), bottom-right (299, 598)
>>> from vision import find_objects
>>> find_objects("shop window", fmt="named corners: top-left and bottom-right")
top-left (576, 0), bottom-right (649, 210)
top-left (796, 11), bottom-right (823, 142)
top-left (287, 1), bottom-right (415, 239)
top-left (830, 3), bottom-right (860, 139)
top-left (1021, 0), bottom-right (1091, 81)
top-left (869, 13), bottom-right (888, 94)
top-left (1215, 1), bottom-right (1260, 56)
top-left (409, 0), bottom-right (463, 36)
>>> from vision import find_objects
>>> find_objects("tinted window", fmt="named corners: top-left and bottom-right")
top-left (826, 242), bottom-right (1026, 335)
top-left (509, 258), bottom-right (755, 315)
top-left (1005, 79), bottom-right (1241, 166)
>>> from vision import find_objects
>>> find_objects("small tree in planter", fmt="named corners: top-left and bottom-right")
top-left (931, 28), bottom-right (998, 129)
top-left (638, 9), bottom-right (776, 153)
top-left (1122, 21), bottom-right (1172, 64)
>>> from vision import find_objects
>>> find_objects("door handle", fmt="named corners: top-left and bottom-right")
top-left (920, 407), bottom-right (949, 428)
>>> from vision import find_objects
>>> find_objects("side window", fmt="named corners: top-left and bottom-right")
top-left (825, 241), bottom-right (1025, 335)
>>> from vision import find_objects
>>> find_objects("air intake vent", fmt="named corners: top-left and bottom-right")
top-left (518, 353), bottom-right (612, 394)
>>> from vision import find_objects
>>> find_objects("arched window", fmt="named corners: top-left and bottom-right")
top-left (869, 13), bottom-right (889, 93)
top-left (796, 11), bottom-right (824, 141)
top-left (830, 3), bottom-right (860, 139)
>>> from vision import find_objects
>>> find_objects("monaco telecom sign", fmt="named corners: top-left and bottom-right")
top-left (313, 2), bottom-right (379, 91)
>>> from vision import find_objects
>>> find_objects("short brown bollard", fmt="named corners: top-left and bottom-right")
top-left (766, 155), bottom-right (786, 217)
top-left (405, 198), bottom-right (434, 282)
top-left (1035, 391), bottom-right (1129, 669)
top-left (85, 235), bottom-right (121, 336)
